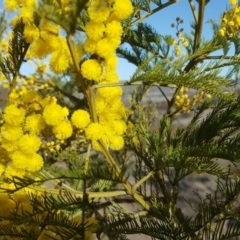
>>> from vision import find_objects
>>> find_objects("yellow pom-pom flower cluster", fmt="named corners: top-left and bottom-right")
top-left (219, 1), bottom-right (240, 39)
top-left (170, 18), bottom-right (188, 57)
top-left (80, 0), bottom-right (133, 151)
top-left (0, 0), bottom-right (132, 237)
top-left (174, 87), bottom-right (212, 113)
top-left (4, 0), bottom-right (82, 74)
top-left (174, 87), bottom-right (191, 113)
top-left (71, 110), bottom-right (91, 129)
top-left (1, 101), bottom-right (44, 174)
top-left (230, 0), bottom-right (238, 6)
top-left (0, 0), bottom-right (133, 178)
top-left (82, 0), bottom-right (133, 81)
top-left (0, 89), bottom-right (78, 178)
top-left (0, 188), bottom-right (99, 239)
top-left (173, 33), bottom-right (188, 57)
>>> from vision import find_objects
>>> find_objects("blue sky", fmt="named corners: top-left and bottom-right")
top-left (0, 0), bottom-right (231, 80)
top-left (117, 0), bottom-right (230, 80)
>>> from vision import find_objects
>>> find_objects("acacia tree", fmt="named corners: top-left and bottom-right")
top-left (0, 0), bottom-right (240, 239)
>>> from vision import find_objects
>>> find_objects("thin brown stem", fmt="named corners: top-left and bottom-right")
top-left (188, 0), bottom-right (198, 23)
top-left (98, 139), bottom-right (150, 209)
top-left (158, 86), bottom-right (170, 105)
top-left (183, 0), bottom-right (206, 73)
top-left (193, 0), bottom-right (205, 52)
top-left (66, 34), bottom-right (98, 122)
top-left (66, 34), bottom-right (87, 94)
top-left (130, 1), bottom-right (178, 27)
top-left (167, 87), bottom-right (179, 115)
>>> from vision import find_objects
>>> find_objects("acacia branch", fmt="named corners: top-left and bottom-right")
top-left (188, 0), bottom-right (198, 23)
top-left (183, 0), bottom-right (206, 73)
top-left (205, 55), bottom-right (240, 60)
top-left (130, 1), bottom-right (178, 27)
top-left (193, 0), bottom-right (205, 52)
top-left (66, 34), bottom-right (87, 94)
top-left (132, 171), bottom-right (155, 192)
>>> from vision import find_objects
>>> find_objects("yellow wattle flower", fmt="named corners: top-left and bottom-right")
top-left (88, 4), bottom-right (110, 22)
top-left (3, 0), bottom-right (19, 12)
top-left (85, 21), bottom-right (106, 41)
top-left (85, 123), bottom-right (105, 141)
top-left (112, 0), bottom-right (133, 20)
top-left (81, 59), bottom-right (102, 81)
top-left (105, 21), bottom-right (123, 38)
top-left (71, 110), bottom-right (91, 129)
top-left (1, 124), bottom-right (23, 141)
top-left (25, 113), bottom-right (46, 134)
top-left (230, 0), bottom-right (237, 5)
top-left (53, 120), bottom-right (73, 140)
top-left (49, 49), bottom-right (71, 73)
top-left (18, 134), bottom-right (42, 154)
top-left (108, 134), bottom-right (124, 150)
top-left (4, 104), bottom-right (26, 126)
top-left (43, 103), bottom-right (69, 126)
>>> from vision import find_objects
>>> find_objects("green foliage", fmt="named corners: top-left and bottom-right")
top-left (0, 19), bottom-right (30, 86)
top-left (98, 97), bottom-right (240, 239)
